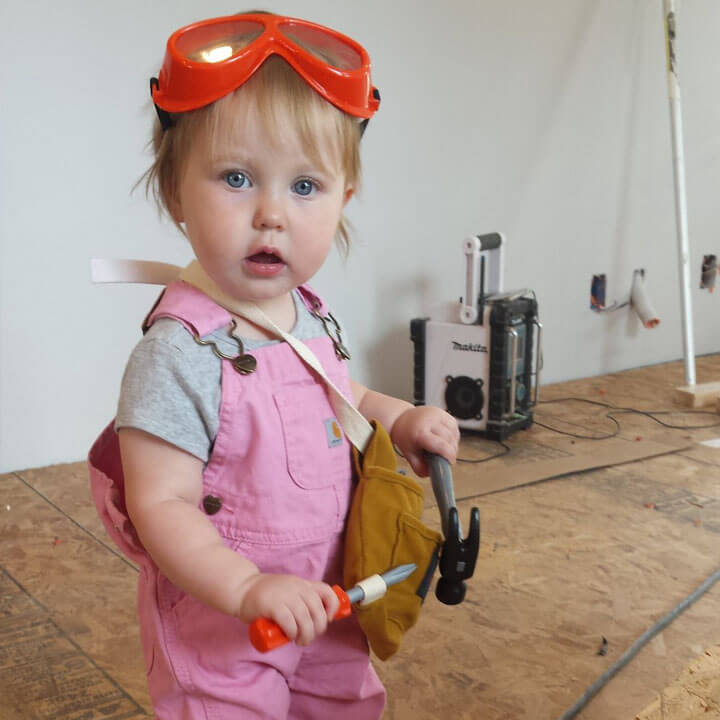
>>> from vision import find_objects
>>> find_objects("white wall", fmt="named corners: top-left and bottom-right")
top-left (1, 0), bottom-right (719, 472)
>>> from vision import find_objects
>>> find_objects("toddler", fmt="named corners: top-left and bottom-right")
top-left (89, 11), bottom-right (459, 719)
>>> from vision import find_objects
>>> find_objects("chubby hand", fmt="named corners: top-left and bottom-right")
top-left (390, 406), bottom-right (460, 477)
top-left (236, 573), bottom-right (340, 647)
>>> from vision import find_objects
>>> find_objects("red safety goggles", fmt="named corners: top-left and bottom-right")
top-left (150, 13), bottom-right (380, 131)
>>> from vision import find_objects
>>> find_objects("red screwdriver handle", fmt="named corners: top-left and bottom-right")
top-left (248, 585), bottom-right (352, 652)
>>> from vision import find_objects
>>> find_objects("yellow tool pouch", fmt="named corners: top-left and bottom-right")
top-left (343, 421), bottom-right (443, 660)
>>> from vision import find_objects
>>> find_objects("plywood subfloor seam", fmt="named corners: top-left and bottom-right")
top-left (11, 471), bottom-right (138, 574)
top-left (675, 451), bottom-right (720, 469)
top-left (0, 563), bottom-right (147, 717)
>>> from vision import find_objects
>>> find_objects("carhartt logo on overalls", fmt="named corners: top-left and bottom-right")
top-left (324, 418), bottom-right (343, 448)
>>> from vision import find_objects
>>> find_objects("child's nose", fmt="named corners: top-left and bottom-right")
top-left (252, 192), bottom-right (285, 231)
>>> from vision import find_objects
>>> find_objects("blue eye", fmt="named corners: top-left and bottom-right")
top-left (293, 178), bottom-right (316, 197)
top-left (225, 171), bottom-right (249, 189)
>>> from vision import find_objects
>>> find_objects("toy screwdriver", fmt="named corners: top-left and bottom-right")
top-left (249, 563), bottom-right (417, 652)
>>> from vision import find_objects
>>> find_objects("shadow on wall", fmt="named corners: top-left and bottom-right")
top-left (366, 322), bottom-right (415, 402)
top-left (365, 274), bottom-right (438, 401)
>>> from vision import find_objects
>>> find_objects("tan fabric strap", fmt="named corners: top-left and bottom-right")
top-left (91, 257), bottom-right (373, 452)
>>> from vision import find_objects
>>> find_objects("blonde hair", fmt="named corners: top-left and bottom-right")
top-left (140, 55), bottom-right (363, 255)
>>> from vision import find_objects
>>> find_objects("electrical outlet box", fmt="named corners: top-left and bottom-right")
top-left (591, 274), bottom-right (606, 310)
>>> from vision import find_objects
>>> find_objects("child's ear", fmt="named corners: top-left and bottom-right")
top-left (343, 187), bottom-right (354, 207)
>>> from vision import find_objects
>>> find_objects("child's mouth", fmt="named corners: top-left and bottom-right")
top-left (248, 252), bottom-right (282, 264)
top-left (245, 250), bottom-right (286, 277)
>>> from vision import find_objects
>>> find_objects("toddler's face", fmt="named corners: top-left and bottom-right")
top-left (174, 110), bottom-right (351, 305)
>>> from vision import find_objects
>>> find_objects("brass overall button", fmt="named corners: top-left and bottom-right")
top-left (202, 495), bottom-right (222, 515)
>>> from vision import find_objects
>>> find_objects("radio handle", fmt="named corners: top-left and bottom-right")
top-left (460, 233), bottom-right (505, 325)
top-left (506, 327), bottom-right (519, 418)
top-left (532, 319), bottom-right (543, 405)
top-left (461, 236), bottom-right (481, 324)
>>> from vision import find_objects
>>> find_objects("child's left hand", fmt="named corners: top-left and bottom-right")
top-left (390, 406), bottom-right (460, 477)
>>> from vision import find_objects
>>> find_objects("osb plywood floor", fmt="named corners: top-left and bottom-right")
top-left (635, 645), bottom-right (720, 719)
top-left (2, 355), bottom-right (720, 719)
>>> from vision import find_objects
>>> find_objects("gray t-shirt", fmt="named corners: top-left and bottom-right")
top-left (115, 289), bottom-right (347, 463)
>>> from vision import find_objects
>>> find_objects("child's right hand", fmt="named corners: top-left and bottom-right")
top-left (236, 573), bottom-right (340, 647)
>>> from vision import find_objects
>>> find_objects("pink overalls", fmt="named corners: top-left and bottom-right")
top-left (88, 281), bottom-right (386, 720)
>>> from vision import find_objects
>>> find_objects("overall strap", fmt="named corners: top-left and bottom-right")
top-left (143, 282), bottom-right (232, 337)
top-left (295, 284), bottom-right (328, 315)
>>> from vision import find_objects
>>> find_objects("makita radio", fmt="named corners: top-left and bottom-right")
top-left (411, 233), bottom-right (542, 441)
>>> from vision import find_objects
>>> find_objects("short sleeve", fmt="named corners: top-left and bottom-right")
top-left (115, 329), bottom-right (221, 463)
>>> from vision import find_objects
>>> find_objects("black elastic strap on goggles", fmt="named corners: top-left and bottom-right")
top-left (359, 88), bottom-right (381, 138)
top-left (150, 77), bottom-right (174, 132)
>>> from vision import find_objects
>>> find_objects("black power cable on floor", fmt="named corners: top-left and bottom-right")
top-left (457, 440), bottom-right (511, 464)
top-left (556, 565), bottom-right (720, 720)
top-left (453, 397), bottom-right (720, 463)
top-left (535, 397), bottom-right (720, 439)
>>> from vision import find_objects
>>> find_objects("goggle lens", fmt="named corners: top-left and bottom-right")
top-left (278, 21), bottom-right (363, 70)
top-left (176, 19), bottom-right (264, 63)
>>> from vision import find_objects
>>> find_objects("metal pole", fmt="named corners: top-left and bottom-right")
top-left (663, 0), bottom-right (696, 385)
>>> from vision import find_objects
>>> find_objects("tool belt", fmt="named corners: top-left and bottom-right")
top-left (344, 421), bottom-right (442, 660)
